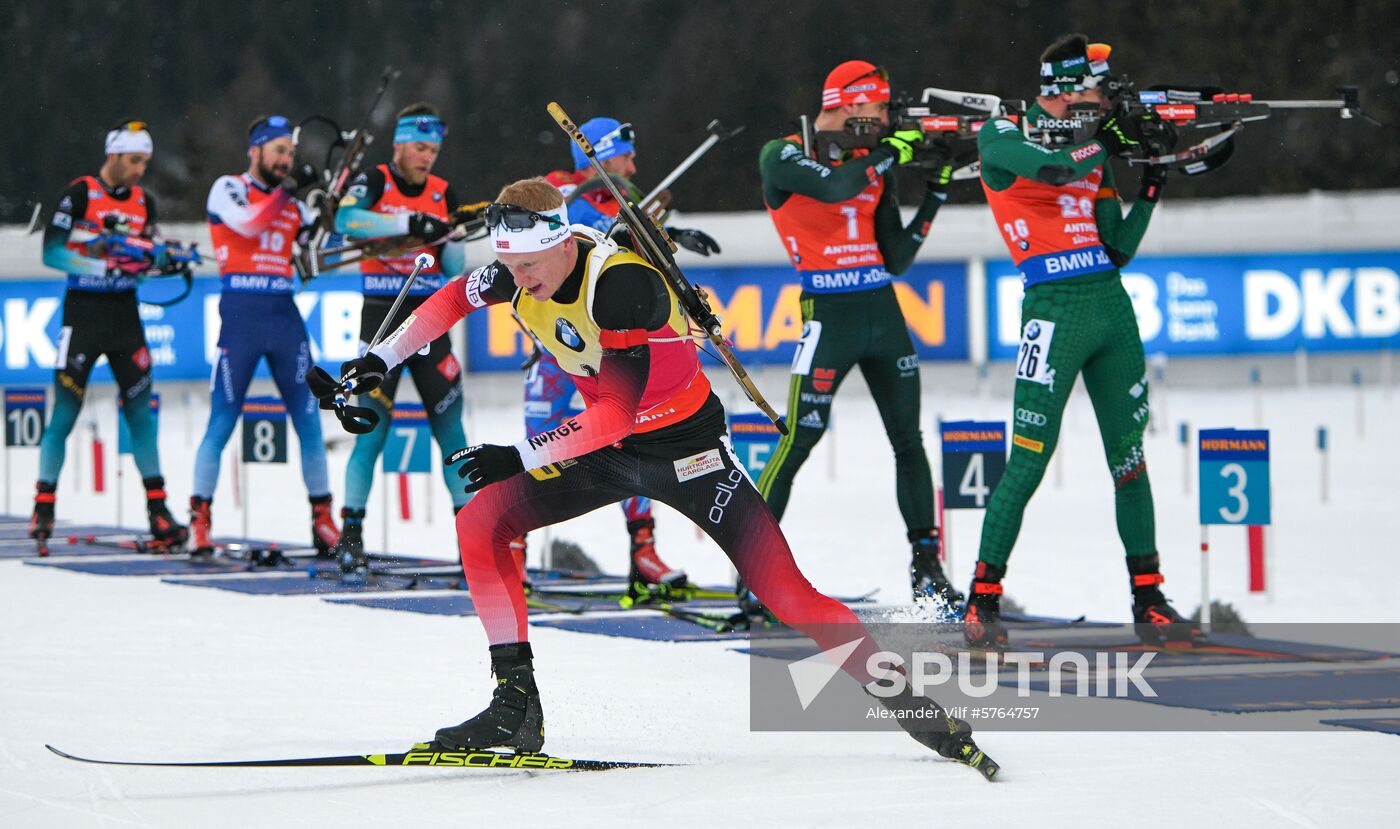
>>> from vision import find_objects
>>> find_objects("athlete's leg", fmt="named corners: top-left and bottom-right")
top-left (266, 317), bottom-right (330, 498)
top-left (756, 294), bottom-right (855, 520)
top-left (621, 497), bottom-right (652, 524)
top-left (976, 283), bottom-right (1097, 568)
top-left (37, 316), bottom-right (98, 485)
top-left (342, 368), bottom-right (402, 510)
top-left (514, 354), bottom-right (584, 564)
top-left (193, 300), bottom-right (265, 499)
top-left (638, 433), bottom-right (884, 684)
top-left (456, 454), bottom-right (629, 645)
top-left (193, 346), bottom-right (260, 498)
top-left (857, 287), bottom-right (936, 535)
top-left (1080, 284), bottom-right (1155, 558)
top-left (406, 335), bottom-right (469, 510)
top-left (106, 307), bottom-right (161, 480)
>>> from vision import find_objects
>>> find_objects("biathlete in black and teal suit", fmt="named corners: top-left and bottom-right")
top-left (329, 102), bottom-right (470, 571)
top-left (31, 120), bottom-right (187, 549)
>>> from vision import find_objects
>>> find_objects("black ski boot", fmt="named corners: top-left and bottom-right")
top-left (963, 562), bottom-right (1009, 650)
top-left (336, 508), bottom-right (367, 573)
top-left (1128, 554), bottom-right (1205, 646)
top-left (734, 575), bottom-right (778, 628)
top-left (143, 477), bottom-right (188, 551)
top-left (910, 528), bottom-right (964, 604)
top-left (30, 481), bottom-right (56, 554)
top-left (432, 643), bottom-right (544, 753)
top-left (870, 685), bottom-right (999, 780)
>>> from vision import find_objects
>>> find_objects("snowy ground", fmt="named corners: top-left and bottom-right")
top-left (2, 362), bottom-right (1398, 827)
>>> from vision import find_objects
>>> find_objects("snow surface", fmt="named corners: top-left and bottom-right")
top-left (2, 365), bottom-right (1398, 827)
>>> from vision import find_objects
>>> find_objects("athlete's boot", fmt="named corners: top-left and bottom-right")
top-left (310, 495), bottom-right (340, 557)
top-left (143, 476), bottom-right (188, 551)
top-left (1128, 554), bottom-right (1205, 646)
top-left (188, 496), bottom-right (215, 557)
top-left (627, 518), bottom-right (686, 593)
top-left (869, 684), bottom-right (992, 771)
top-left (910, 528), bottom-right (964, 604)
top-left (336, 508), bottom-right (366, 573)
top-left (963, 562), bottom-right (1009, 650)
top-left (30, 482), bottom-right (56, 553)
top-left (432, 642), bottom-right (544, 753)
top-left (734, 575), bottom-right (778, 627)
top-left (510, 535), bottom-right (530, 588)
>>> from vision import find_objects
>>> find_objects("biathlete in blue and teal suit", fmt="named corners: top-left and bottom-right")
top-left (329, 102), bottom-right (470, 571)
top-left (189, 115), bottom-right (339, 556)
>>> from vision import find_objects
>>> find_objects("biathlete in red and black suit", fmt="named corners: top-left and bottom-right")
top-left (321, 177), bottom-right (987, 767)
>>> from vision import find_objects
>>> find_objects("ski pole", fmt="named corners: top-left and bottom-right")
top-left (638, 119), bottom-right (744, 211)
top-left (308, 252), bottom-right (433, 434)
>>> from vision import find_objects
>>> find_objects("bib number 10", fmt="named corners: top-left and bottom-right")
top-left (258, 231), bottom-right (286, 253)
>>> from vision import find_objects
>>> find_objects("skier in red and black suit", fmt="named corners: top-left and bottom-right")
top-left (320, 178), bottom-right (989, 768)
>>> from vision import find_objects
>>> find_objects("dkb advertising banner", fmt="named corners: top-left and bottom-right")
top-left (988, 251), bottom-right (1400, 359)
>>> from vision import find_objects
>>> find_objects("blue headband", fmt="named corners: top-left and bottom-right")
top-left (394, 115), bottom-right (447, 145)
top-left (249, 115), bottom-right (293, 148)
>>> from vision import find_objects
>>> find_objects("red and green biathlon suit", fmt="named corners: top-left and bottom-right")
top-left (755, 136), bottom-right (943, 544)
top-left (974, 104), bottom-right (1158, 582)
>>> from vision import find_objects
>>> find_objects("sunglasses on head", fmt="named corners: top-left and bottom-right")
top-left (113, 120), bottom-right (148, 132)
top-left (485, 203), bottom-right (565, 231)
top-left (409, 116), bottom-right (448, 137)
top-left (248, 115), bottom-right (291, 135)
top-left (596, 122), bottom-right (635, 147)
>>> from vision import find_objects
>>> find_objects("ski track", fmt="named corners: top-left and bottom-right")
top-left (1, 373), bottom-right (1397, 826)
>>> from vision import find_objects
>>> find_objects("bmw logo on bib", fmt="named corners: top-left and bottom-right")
top-left (1025, 321), bottom-right (1041, 340)
top-left (555, 318), bottom-right (585, 352)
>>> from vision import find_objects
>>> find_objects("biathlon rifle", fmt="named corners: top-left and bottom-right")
top-left (901, 82), bottom-right (1376, 177)
top-left (295, 66), bottom-right (401, 275)
top-left (296, 200), bottom-right (490, 279)
top-left (547, 101), bottom-right (789, 436)
top-left (76, 216), bottom-right (202, 306)
top-left (800, 87), bottom-right (995, 180)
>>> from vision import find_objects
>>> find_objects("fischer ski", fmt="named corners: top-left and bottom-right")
top-left (46, 743), bottom-right (672, 772)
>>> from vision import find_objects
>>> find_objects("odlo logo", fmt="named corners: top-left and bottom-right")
top-left (708, 468), bottom-right (745, 525)
top-left (555, 318), bottom-right (585, 352)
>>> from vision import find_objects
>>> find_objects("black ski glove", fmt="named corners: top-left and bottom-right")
top-left (667, 227), bottom-right (720, 256)
top-left (448, 444), bottom-right (525, 494)
top-left (282, 162), bottom-right (320, 193)
top-left (1138, 164), bottom-right (1169, 204)
top-left (335, 352), bottom-right (388, 398)
top-left (408, 213), bottom-right (452, 244)
top-left (1094, 103), bottom-right (1148, 157)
